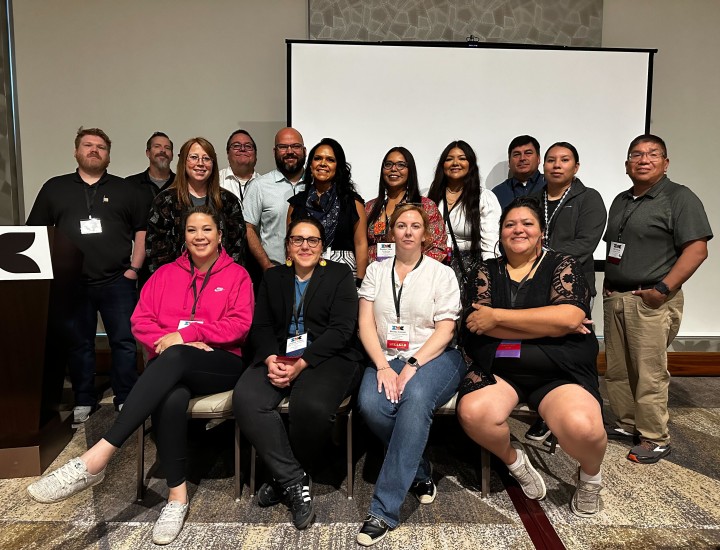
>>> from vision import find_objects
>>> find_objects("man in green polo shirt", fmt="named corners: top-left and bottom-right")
top-left (602, 134), bottom-right (712, 464)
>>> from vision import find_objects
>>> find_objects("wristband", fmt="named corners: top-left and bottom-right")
top-left (128, 266), bottom-right (140, 274)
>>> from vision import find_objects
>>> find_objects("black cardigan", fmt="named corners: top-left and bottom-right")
top-left (248, 260), bottom-right (363, 367)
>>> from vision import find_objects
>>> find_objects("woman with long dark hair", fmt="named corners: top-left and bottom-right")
top-left (287, 138), bottom-right (368, 283)
top-left (427, 140), bottom-right (500, 303)
top-left (146, 137), bottom-right (247, 273)
top-left (366, 146), bottom-right (446, 263)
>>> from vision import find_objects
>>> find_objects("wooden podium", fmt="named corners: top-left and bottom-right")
top-left (0, 227), bottom-right (82, 478)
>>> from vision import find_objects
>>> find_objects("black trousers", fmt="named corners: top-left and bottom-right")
top-left (233, 357), bottom-right (361, 487)
top-left (104, 345), bottom-right (245, 487)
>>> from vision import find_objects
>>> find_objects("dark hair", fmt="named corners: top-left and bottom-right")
top-left (225, 129), bottom-right (257, 153)
top-left (427, 140), bottom-right (482, 252)
top-left (285, 216), bottom-right (327, 251)
top-left (146, 131), bottom-right (173, 151)
top-left (301, 138), bottom-right (356, 205)
top-left (500, 196), bottom-right (546, 233)
top-left (181, 205), bottom-right (224, 234)
top-left (75, 127), bottom-right (111, 151)
top-left (367, 147), bottom-right (421, 226)
top-left (627, 134), bottom-right (667, 158)
top-left (544, 141), bottom-right (579, 163)
top-left (508, 135), bottom-right (540, 157)
top-left (171, 137), bottom-right (222, 211)
top-left (389, 204), bottom-right (432, 250)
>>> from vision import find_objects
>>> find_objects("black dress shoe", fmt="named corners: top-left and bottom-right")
top-left (410, 477), bottom-right (437, 504)
top-left (525, 418), bottom-right (552, 441)
top-left (285, 474), bottom-right (315, 530)
top-left (357, 515), bottom-right (390, 546)
top-left (256, 480), bottom-right (284, 507)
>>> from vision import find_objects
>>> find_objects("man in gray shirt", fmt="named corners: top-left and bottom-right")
top-left (242, 127), bottom-right (306, 270)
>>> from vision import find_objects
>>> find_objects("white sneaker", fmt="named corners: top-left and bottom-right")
top-left (27, 458), bottom-right (105, 503)
top-left (73, 406), bottom-right (93, 424)
top-left (508, 442), bottom-right (546, 500)
top-left (570, 468), bottom-right (605, 517)
top-left (152, 501), bottom-right (189, 545)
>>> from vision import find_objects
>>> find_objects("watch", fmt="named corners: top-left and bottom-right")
top-left (128, 266), bottom-right (140, 274)
top-left (406, 356), bottom-right (420, 369)
top-left (653, 281), bottom-right (671, 296)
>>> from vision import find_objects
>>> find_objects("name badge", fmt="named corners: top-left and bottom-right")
top-left (286, 333), bottom-right (308, 355)
top-left (377, 242), bottom-right (396, 261)
top-left (495, 340), bottom-right (521, 358)
top-left (387, 324), bottom-right (409, 350)
top-left (80, 218), bottom-right (102, 234)
top-left (607, 241), bottom-right (625, 265)
top-left (178, 320), bottom-right (203, 329)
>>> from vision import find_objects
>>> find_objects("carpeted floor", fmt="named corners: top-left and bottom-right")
top-left (1, 377), bottom-right (719, 549)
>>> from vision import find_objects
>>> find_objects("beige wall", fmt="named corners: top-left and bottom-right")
top-left (601, 0), bottom-right (719, 336)
top-left (14, 0), bottom-right (308, 214)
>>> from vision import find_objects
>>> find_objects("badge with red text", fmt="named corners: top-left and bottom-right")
top-left (607, 241), bottom-right (625, 265)
top-left (386, 324), bottom-right (409, 350)
top-left (495, 340), bottom-right (521, 358)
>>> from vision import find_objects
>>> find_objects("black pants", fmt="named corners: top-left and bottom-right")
top-left (104, 346), bottom-right (245, 487)
top-left (233, 357), bottom-right (361, 487)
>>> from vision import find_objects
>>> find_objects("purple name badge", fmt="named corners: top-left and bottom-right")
top-left (495, 340), bottom-right (521, 358)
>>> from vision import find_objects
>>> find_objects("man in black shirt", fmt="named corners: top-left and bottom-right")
top-left (125, 131), bottom-right (176, 201)
top-left (27, 127), bottom-right (148, 423)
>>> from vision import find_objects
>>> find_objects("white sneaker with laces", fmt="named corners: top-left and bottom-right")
top-left (73, 406), bottom-right (93, 424)
top-left (27, 458), bottom-right (105, 503)
top-left (508, 442), bottom-right (546, 500)
top-left (152, 501), bottom-right (189, 545)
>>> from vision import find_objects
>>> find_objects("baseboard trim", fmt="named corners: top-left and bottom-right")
top-left (597, 352), bottom-right (720, 376)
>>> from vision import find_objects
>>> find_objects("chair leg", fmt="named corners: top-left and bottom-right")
top-left (234, 422), bottom-right (242, 501)
top-left (136, 421), bottom-right (146, 502)
top-left (250, 446), bottom-right (257, 497)
top-left (549, 434), bottom-right (558, 454)
top-left (480, 446), bottom-right (490, 498)
top-left (346, 409), bottom-right (353, 500)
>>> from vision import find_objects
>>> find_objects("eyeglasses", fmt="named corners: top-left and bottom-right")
top-left (627, 150), bottom-right (665, 162)
top-left (230, 143), bottom-right (255, 152)
top-left (275, 143), bottom-right (304, 152)
top-left (288, 236), bottom-right (321, 248)
top-left (187, 154), bottom-right (213, 164)
top-left (382, 161), bottom-right (408, 171)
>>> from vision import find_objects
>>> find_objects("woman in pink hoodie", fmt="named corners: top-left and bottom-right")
top-left (28, 206), bottom-right (253, 545)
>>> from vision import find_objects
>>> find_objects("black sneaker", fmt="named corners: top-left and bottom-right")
top-left (627, 440), bottom-right (671, 464)
top-left (256, 480), bottom-right (284, 508)
top-left (285, 474), bottom-right (315, 530)
top-left (525, 418), bottom-right (552, 442)
top-left (605, 425), bottom-right (640, 444)
top-left (410, 477), bottom-right (437, 504)
top-left (357, 515), bottom-right (390, 547)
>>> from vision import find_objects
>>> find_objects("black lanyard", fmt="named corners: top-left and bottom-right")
top-left (507, 251), bottom-right (544, 307)
top-left (189, 259), bottom-right (218, 320)
top-left (616, 194), bottom-right (648, 242)
top-left (391, 255), bottom-right (424, 322)
top-left (291, 277), bottom-right (311, 336)
top-left (84, 184), bottom-right (99, 218)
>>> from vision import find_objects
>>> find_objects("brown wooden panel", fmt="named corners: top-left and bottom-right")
top-left (597, 352), bottom-right (720, 376)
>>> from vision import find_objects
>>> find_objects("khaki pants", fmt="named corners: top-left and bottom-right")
top-left (603, 289), bottom-right (683, 445)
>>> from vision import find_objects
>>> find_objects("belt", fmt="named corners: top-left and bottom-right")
top-left (606, 282), bottom-right (657, 293)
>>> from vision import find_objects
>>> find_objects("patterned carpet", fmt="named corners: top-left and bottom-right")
top-left (1, 377), bottom-right (719, 549)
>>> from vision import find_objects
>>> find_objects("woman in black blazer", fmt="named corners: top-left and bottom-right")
top-left (233, 216), bottom-right (362, 530)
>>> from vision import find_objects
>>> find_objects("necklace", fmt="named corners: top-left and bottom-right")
top-left (543, 181), bottom-right (572, 240)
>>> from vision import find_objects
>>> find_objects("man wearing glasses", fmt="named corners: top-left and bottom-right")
top-left (243, 127), bottom-right (307, 271)
top-left (219, 129), bottom-right (260, 205)
top-left (603, 134), bottom-right (712, 465)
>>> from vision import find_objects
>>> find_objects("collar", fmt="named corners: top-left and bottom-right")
top-left (74, 169), bottom-right (109, 186)
top-left (510, 170), bottom-right (543, 188)
top-left (273, 169), bottom-right (303, 186)
top-left (623, 175), bottom-right (669, 200)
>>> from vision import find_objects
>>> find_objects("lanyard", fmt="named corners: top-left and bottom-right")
top-left (616, 194), bottom-right (648, 242)
top-left (374, 191), bottom-right (408, 236)
top-left (189, 259), bottom-right (218, 320)
top-left (291, 277), bottom-right (311, 336)
top-left (507, 251), bottom-right (544, 307)
top-left (543, 183), bottom-right (572, 240)
top-left (391, 255), bottom-right (424, 322)
top-left (84, 184), bottom-right (99, 218)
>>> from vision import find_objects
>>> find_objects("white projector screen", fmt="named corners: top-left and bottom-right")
top-left (288, 41), bottom-right (654, 260)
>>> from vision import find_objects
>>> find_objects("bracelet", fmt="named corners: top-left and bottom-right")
top-left (128, 266), bottom-right (140, 274)
top-left (376, 366), bottom-right (390, 371)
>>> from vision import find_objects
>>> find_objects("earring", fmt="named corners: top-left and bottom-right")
top-left (285, 258), bottom-right (293, 267)
top-left (319, 258), bottom-right (327, 267)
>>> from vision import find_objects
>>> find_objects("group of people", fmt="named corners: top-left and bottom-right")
top-left (25, 126), bottom-right (711, 546)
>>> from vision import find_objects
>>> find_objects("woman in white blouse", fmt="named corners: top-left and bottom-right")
top-left (355, 204), bottom-right (467, 547)
top-left (427, 140), bottom-right (501, 304)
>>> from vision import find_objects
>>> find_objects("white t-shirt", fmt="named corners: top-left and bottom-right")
top-left (441, 189), bottom-right (501, 260)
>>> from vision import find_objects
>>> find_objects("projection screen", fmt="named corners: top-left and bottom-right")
top-left (288, 41), bottom-right (655, 259)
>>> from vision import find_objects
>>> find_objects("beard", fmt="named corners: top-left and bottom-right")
top-left (275, 152), bottom-right (306, 178)
top-left (152, 155), bottom-right (171, 171)
top-left (76, 153), bottom-right (110, 174)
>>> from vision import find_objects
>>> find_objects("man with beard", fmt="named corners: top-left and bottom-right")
top-left (492, 135), bottom-right (546, 209)
top-left (243, 127), bottom-right (306, 270)
top-left (27, 128), bottom-right (148, 423)
top-left (126, 132), bottom-right (176, 201)
top-left (219, 129), bottom-right (260, 205)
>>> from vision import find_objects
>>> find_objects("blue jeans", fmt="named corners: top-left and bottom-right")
top-left (357, 349), bottom-right (466, 527)
top-left (68, 275), bottom-right (138, 407)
